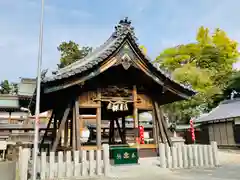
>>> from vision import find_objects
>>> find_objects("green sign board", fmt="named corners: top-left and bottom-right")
top-left (111, 147), bottom-right (139, 165)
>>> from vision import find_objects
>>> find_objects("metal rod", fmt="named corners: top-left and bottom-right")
top-left (32, 0), bottom-right (45, 179)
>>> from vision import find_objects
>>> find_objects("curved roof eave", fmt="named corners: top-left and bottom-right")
top-left (41, 18), bottom-right (196, 98)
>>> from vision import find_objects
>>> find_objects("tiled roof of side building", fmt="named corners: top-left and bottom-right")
top-left (195, 98), bottom-right (240, 123)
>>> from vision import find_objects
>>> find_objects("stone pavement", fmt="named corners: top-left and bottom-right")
top-left (64, 150), bottom-right (240, 180)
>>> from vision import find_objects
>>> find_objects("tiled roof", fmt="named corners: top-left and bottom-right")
top-left (42, 17), bottom-right (195, 95)
top-left (195, 98), bottom-right (240, 123)
top-left (43, 18), bottom-right (134, 83)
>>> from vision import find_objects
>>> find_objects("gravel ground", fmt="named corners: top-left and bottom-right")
top-left (63, 150), bottom-right (240, 180)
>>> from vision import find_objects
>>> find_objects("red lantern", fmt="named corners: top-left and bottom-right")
top-left (189, 119), bottom-right (195, 143)
top-left (138, 126), bottom-right (145, 144)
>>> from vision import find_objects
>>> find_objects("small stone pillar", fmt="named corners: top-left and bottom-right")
top-left (159, 143), bottom-right (166, 168)
top-left (211, 141), bottom-right (219, 166)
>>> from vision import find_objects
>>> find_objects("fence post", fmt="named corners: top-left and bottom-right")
top-left (20, 148), bottom-right (30, 180)
top-left (96, 149), bottom-right (102, 175)
top-left (159, 143), bottom-right (166, 168)
top-left (74, 151), bottom-right (80, 177)
top-left (49, 152), bottom-right (55, 179)
top-left (103, 144), bottom-right (110, 176)
top-left (203, 145), bottom-right (209, 167)
top-left (177, 145), bottom-right (183, 168)
top-left (18, 146), bottom-right (22, 180)
top-left (166, 145), bottom-right (172, 168)
top-left (66, 151), bottom-right (72, 177)
top-left (81, 150), bottom-right (87, 176)
top-left (208, 145), bottom-right (214, 167)
top-left (172, 146), bottom-right (177, 169)
top-left (41, 151), bottom-right (46, 180)
top-left (57, 151), bottom-right (63, 178)
top-left (192, 145), bottom-right (198, 167)
top-left (182, 145), bottom-right (188, 168)
top-left (198, 145), bottom-right (204, 167)
top-left (89, 150), bottom-right (94, 176)
top-left (211, 141), bottom-right (219, 166)
top-left (188, 145), bottom-right (193, 168)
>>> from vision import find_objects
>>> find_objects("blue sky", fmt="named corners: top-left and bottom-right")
top-left (1, 0), bottom-right (240, 82)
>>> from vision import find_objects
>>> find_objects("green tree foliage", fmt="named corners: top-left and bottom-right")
top-left (222, 71), bottom-right (240, 99)
top-left (57, 41), bottom-right (92, 69)
top-left (0, 80), bottom-right (18, 94)
top-left (155, 26), bottom-right (239, 123)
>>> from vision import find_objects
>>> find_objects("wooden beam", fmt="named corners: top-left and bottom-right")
top-left (153, 101), bottom-right (165, 143)
top-left (96, 89), bottom-right (101, 149)
top-left (52, 104), bottom-right (71, 152)
top-left (75, 98), bottom-right (81, 149)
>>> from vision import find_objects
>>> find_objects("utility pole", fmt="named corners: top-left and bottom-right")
top-left (32, 0), bottom-right (45, 179)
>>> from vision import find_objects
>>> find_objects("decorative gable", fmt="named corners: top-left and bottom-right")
top-left (114, 42), bottom-right (139, 70)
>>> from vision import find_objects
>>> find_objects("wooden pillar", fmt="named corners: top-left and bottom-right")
top-left (109, 120), bottom-right (114, 144)
top-left (75, 98), bottom-right (81, 149)
top-left (52, 104), bottom-right (71, 152)
top-left (72, 107), bottom-right (76, 151)
top-left (96, 89), bottom-right (102, 149)
top-left (133, 85), bottom-right (139, 143)
top-left (153, 101), bottom-right (165, 143)
top-left (133, 85), bottom-right (138, 128)
top-left (122, 116), bottom-right (126, 144)
top-left (154, 101), bottom-right (172, 146)
top-left (79, 116), bottom-right (84, 144)
top-left (53, 116), bottom-right (57, 132)
top-left (70, 119), bottom-right (73, 147)
top-left (152, 110), bottom-right (158, 144)
top-left (64, 120), bottom-right (68, 147)
top-left (115, 119), bottom-right (124, 143)
top-left (159, 105), bottom-right (172, 146)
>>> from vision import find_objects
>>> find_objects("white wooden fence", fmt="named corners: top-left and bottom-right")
top-left (18, 144), bottom-right (110, 180)
top-left (159, 141), bottom-right (219, 169)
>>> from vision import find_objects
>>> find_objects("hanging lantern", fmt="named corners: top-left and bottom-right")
top-left (138, 125), bottom-right (145, 144)
top-left (189, 118), bottom-right (195, 143)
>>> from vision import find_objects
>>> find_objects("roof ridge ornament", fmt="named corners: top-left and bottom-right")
top-left (113, 17), bottom-right (138, 41)
top-left (119, 17), bottom-right (131, 25)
